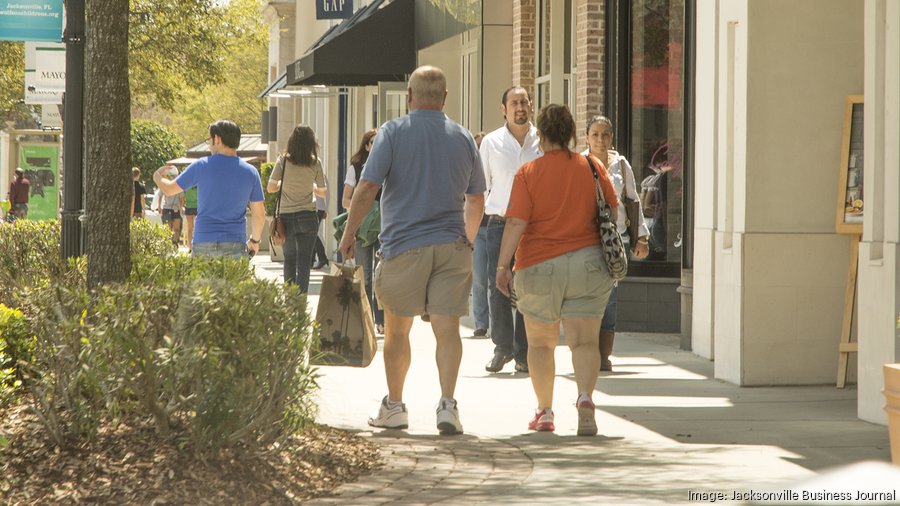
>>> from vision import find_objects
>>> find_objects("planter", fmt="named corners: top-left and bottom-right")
top-left (884, 364), bottom-right (900, 465)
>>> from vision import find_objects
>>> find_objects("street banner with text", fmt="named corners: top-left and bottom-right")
top-left (0, 0), bottom-right (63, 42)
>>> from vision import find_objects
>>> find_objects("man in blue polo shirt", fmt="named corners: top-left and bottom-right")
top-left (339, 65), bottom-right (485, 435)
top-left (154, 120), bottom-right (265, 259)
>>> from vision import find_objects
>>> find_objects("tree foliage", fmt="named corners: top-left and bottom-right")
top-left (146, 0), bottom-right (268, 145)
top-left (0, 42), bottom-right (24, 117)
top-left (131, 119), bottom-right (184, 184)
top-left (0, 42), bottom-right (38, 126)
top-left (128, 0), bottom-right (229, 111)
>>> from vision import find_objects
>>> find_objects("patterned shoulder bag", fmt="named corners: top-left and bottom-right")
top-left (584, 155), bottom-right (628, 281)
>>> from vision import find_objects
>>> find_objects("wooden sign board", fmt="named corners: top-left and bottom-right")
top-left (835, 95), bottom-right (864, 235)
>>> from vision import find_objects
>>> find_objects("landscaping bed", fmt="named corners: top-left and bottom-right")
top-left (1, 403), bottom-right (382, 504)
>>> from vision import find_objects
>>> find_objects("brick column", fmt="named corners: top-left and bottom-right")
top-left (513, 0), bottom-right (536, 99)
top-left (575, 0), bottom-right (605, 152)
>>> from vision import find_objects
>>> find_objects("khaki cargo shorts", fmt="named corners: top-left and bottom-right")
top-left (513, 245), bottom-right (614, 323)
top-left (374, 237), bottom-right (472, 317)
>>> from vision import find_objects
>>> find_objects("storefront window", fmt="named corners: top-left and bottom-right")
top-left (629, 0), bottom-right (684, 264)
top-left (536, 0), bottom-right (574, 110)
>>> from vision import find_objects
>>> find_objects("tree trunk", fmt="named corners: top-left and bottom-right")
top-left (84, 0), bottom-right (132, 289)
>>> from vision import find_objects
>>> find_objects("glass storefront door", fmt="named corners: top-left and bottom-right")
top-left (606, 0), bottom-right (689, 276)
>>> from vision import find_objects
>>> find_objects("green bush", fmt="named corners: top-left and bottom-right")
top-left (259, 161), bottom-right (278, 216)
top-left (131, 119), bottom-right (184, 184)
top-left (20, 256), bottom-right (317, 454)
top-left (0, 219), bottom-right (174, 308)
top-left (0, 220), bottom-right (75, 307)
top-left (0, 304), bottom-right (30, 406)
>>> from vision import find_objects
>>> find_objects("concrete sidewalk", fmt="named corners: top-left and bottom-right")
top-left (252, 256), bottom-right (893, 505)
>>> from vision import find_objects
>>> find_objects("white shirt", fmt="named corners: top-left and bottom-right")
top-left (479, 123), bottom-right (542, 216)
top-left (344, 164), bottom-right (359, 188)
top-left (580, 148), bottom-right (650, 238)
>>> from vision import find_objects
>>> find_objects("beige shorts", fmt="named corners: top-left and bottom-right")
top-left (513, 245), bottom-right (614, 323)
top-left (374, 238), bottom-right (472, 317)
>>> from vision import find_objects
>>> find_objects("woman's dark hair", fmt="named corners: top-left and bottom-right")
top-left (536, 104), bottom-right (576, 149)
top-left (349, 129), bottom-right (377, 182)
top-left (585, 114), bottom-right (613, 134)
top-left (284, 125), bottom-right (318, 166)
top-left (208, 120), bottom-right (241, 149)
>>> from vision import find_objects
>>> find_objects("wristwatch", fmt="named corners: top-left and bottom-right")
top-left (248, 237), bottom-right (260, 244)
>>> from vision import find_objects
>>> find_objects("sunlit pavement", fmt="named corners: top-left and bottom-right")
top-left (251, 255), bottom-right (893, 505)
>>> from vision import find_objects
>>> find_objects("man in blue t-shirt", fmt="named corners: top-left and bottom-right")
top-left (154, 120), bottom-right (265, 260)
top-left (339, 65), bottom-right (486, 436)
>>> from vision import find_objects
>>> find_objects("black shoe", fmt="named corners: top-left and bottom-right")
top-left (485, 352), bottom-right (513, 373)
top-left (473, 328), bottom-right (488, 338)
top-left (312, 261), bottom-right (328, 269)
top-left (514, 361), bottom-right (529, 373)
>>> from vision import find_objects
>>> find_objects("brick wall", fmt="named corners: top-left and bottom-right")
top-left (512, 0), bottom-right (536, 100)
top-left (575, 0), bottom-right (605, 152)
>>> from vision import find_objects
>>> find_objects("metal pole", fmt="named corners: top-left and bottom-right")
top-left (61, 0), bottom-right (85, 259)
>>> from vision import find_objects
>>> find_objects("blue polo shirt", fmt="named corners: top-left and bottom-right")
top-left (176, 154), bottom-right (264, 244)
top-left (361, 109), bottom-right (486, 259)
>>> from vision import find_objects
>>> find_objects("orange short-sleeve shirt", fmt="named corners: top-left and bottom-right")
top-left (505, 151), bottom-right (618, 270)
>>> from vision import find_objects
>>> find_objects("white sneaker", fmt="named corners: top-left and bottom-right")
top-left (436, 397), bottom-right (463, 435)
top-left (368, 396), bottom-right (408, 429)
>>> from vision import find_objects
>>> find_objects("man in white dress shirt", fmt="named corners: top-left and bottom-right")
top-left (478, 86), bottom-right (542, 374)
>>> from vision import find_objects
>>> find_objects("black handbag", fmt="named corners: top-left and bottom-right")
top-left (584, 155), bottom-right (628, 281)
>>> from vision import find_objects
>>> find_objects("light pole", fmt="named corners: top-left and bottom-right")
top-left (61, 0), bottom-right (84, 259)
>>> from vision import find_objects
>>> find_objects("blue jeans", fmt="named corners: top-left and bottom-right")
top-left (356, 239), bottom-right (384, 326)
top-left (281, 211), bottom-right (319, 292)
top-left (485, 216), bottom-right (527, 362)
top-left (472, 219), bottom-right (491, 331)
top-left (600, 285), bottom-right (619, 331)
top-left (192, 241), bottom-right (247, 260)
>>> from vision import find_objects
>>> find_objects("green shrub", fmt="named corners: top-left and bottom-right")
top-left (0, 304), bottom-right (29, 406)
top-left (20, 256), bottom-right (317, 454)
top-left (0, 220), bottom-right (71, 306)
top-left (259, 162), bottom-right (277, 216)
top-left (131, 119), bottom-right (184, 184)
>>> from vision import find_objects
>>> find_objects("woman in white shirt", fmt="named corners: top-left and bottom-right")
top-left (583, 115), bottom-right (650, 372)
top-left (342, 129), bottom-right (383, 334)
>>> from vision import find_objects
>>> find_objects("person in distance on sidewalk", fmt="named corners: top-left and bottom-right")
top-left (495, 104), bottom-right (617, 436)
top-left (479, 86), bottom-right (542, 374)
top-left (339, 66), bottom-right (485, 435)
top-left (583, 115), bottom-right (650, 371)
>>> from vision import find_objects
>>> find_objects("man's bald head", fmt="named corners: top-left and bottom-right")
top-left (408, 65), bottom-right (447, 110)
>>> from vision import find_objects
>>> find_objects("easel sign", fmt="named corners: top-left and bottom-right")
top-left (835, 95), bottom-right (863, 388)
top-left (835, 95), bottom-right (864, 235)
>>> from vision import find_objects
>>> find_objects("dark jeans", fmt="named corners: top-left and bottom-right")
top-left (311, 210), bottom-right (328, 266)
top-left (281, 210), bottom-right (319, 292)
top-left (484, 216), bottom-right (527, 363)
top-left (356, 239), bottom-right (384, 326)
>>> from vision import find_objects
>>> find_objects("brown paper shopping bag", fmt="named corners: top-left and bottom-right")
top-left (313, 263), bottom-right (377, 367)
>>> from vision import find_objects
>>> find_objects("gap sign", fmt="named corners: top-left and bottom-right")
top-left (316, 0), bottom-right (352, 20)
top-left (0, 0), bottom-right (63, 42)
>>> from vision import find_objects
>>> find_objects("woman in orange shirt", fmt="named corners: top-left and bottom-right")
top-left (496, 104), bottom-right (618, 436)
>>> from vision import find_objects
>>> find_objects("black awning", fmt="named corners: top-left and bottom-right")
top-left (258, 71), bottom-right (287, 98)
top-left (286, 0), bottom-right (415, 87)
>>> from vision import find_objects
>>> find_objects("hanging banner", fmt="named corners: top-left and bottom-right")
top-left (24, 42), bottom-right (63, 104)
top-left (17, 144), bottom-right (59, 221)
top-left (316, 0), bottom-right (352, 19)
top-left (31, 42), bottom-right (66, 90)
top-left (41, 105), bottom-right (62, 128)
top-left (0, 0), bottom-right (63, 42)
